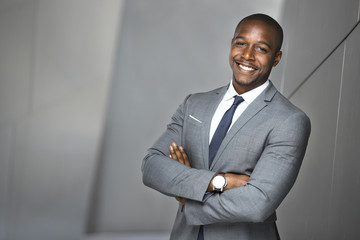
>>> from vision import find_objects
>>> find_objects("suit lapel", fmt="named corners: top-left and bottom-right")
top-left (210, 82), bottom-right (277, 170)
top-left (199, 86), bottom-right (228, 169)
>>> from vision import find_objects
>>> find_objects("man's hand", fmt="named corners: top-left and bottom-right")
top-left (169, 142), bottom-right (250, 204)
top-left (224, 173), bottom-right (250, 190)
top-left (169, 142), bottom-right (190, 167)
top-left (175, 197), bottom-right (187, 205)
top-left (169, 142), bottom-right (190, 205)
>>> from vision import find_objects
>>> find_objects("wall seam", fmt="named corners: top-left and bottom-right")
top-left (287, 20), bottom-right (360, 99)
top-left (84, 0), bottom-right (126, 234)
top-left (330, 41), bottom-right (346, 198)
top-left (358, 0), bottom-right (360, 22)
top-left (326, 36), bottom-right (346, 237)
top-left (280, 0), bottom-right (300, 94)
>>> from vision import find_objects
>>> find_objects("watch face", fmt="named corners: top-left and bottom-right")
top-left (213, 175), bottom-right (226, 188)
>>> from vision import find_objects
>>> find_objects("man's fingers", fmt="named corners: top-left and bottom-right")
top-left (174, 144), bottom-right (184, 163)
top-left (224, 173), bottom-right (250, 190)
top-left (179, 146), bottom-right (191, 167)
top-left (169, 142), bottom-right (191, 167)
top-left (240, 175), bottom-right (250, 185)
top-left (175, 197), bottom-right (186, 205)
top-left (170, 143), bottom-right (185, 164)
top-left (169, 146), bottom-right (178, 160)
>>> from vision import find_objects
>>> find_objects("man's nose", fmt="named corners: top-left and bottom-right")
top-left (242, 47), bottom-right (255, 60)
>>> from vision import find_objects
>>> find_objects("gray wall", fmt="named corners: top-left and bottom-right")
top-left (1, 0), bottom-right (360, 239)
top-left (0, 0), bottom-right (123, 239)
top-left (277, 0), bottom-right (360, 239)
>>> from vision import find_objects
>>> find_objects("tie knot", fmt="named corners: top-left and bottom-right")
top-left (233, 95), bottom-right (244, 106)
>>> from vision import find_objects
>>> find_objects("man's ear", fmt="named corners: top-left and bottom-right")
top-left (273, 51), bottom-right (282, 67)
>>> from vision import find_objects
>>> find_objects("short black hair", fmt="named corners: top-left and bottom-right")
top-left (235, 13), bottom-right (283, 51)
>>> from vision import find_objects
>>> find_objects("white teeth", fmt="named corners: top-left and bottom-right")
top-left (239, 64), bottom-right (255, 71)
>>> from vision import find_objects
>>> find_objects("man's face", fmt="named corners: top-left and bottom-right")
top-left (229, 19), bottom-right (282, 94)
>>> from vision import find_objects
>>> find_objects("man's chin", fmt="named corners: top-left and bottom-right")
top-left (233, 77), bottom-right (261, 87)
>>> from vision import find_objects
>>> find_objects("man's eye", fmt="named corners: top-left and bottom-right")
top-left (234, 41), bottom-right (245, 46)
top-left (256, 47), bottom-right (268, 53)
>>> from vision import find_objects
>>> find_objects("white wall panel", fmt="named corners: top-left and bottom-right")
top-left (329, 24), bottom-right (360, 239)
top-left (280, 0), bottom-right (359, 97)
top-left (277, 44), bottom-right (344, 239)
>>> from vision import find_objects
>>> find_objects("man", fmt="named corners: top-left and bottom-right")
top-left (142, 13), bottom-right (311, 240)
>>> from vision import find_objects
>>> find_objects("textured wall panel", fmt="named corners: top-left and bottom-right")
top-left (329, 24), bottom-right (360, 239)
top-left (277, 44), bottom-right (344, 239)
top-left (280, 0), bottom-right (359, 97)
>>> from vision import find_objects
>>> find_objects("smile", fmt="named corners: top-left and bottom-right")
top-left (238, 63), bottom-right (256, 72)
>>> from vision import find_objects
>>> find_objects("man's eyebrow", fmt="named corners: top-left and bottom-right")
top-left (233, 36), bottom-right (245, 41)
top-left (258, 41), bottom-right (272, 50)
top-left (233, 36), bottom-right (272, 50)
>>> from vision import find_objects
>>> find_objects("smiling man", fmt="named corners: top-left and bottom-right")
top-left (142, 13), bottom-right (311, 240)
top-left (230, 15), bottom-right (282, 94)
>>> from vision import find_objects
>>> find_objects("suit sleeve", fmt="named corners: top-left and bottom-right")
top-left (142, 95), bottom-right (215, 202)
top-left (184, 111), bottom-right (311, 225)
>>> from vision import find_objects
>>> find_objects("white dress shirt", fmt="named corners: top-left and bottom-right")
top-left (209, 80), bottom-right (270, 143)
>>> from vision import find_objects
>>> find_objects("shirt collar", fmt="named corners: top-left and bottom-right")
top-left (224, 80), bottom-right (269, 104)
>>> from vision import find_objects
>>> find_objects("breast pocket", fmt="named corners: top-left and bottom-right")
top-left (182, 115), bottom-right (204, 167)
top-left (183, 115), bottom-right (203, 145)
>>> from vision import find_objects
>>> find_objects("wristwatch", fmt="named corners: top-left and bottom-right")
top-left (212, 172), bottom-right (227, 192)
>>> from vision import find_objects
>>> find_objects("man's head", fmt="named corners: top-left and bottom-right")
top-left (229, 13), bottom-right (283, 94)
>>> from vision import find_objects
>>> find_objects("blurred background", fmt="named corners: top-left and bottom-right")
top-left (0, 0), bottom-right (359, 239)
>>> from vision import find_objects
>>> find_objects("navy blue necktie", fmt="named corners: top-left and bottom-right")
top-left (197, 95), bottom-right (244, 240)
top-left (209, 95), bottom-right (244, 166)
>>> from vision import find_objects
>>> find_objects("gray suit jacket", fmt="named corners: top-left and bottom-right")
top-left (142, 82), bottom-right (311, 240)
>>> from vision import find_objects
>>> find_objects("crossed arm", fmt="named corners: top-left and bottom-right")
top-left (168, 142), bottom-right (250, 205)
top-left (142, 95), bottom-right (311, 225)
